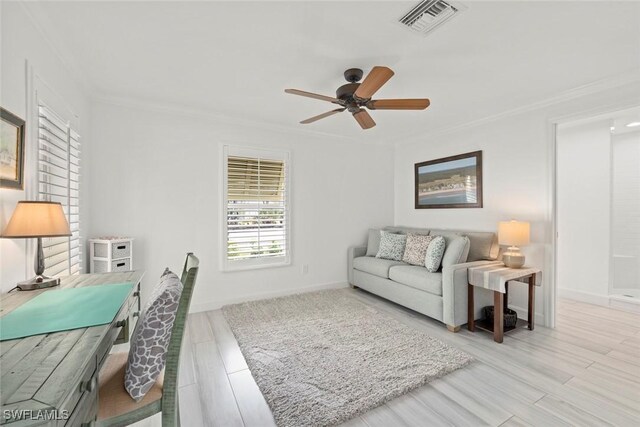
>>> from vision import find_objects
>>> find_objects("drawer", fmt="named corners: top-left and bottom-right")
top-left (59, 357), bottom-right (97, 426)
top-left (99, 289), bottom-right (139, 358)
top-left (114, 309), bottom-right (140, 345)
top-left (98, 310), bottom-right (130, 366)
top-left (127, 285), bottom-right (141, 312)
top-left (111, 241), bottom-right (131, 259)
top-left (92, 260), bottom-right (108, 274)
top-left (98, 319), bottom-right (124, 367)
top-left (111, 258), bottom-right (130, 272)
top-left (92, 241), bottom-right (131, 259)
top-left (64, 386), bottom-right (97, 427)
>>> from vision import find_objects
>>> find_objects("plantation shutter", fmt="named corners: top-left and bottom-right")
top-left (225, 149), bottom-right (289, 268)
top-left (37, 103), bottom-right (82, 276)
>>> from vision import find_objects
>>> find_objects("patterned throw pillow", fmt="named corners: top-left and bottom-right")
top-left (125, 269), bottom-right (183, 401)
top-left (425, 235), bottom-right (446, 272)
top-left (402, 234), bottom-right (434, 266)
top-left (376, 230), bottom-right (407, 261)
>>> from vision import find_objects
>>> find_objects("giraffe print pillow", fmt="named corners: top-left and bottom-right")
top-left (125, 269), bottom-right (183, 401)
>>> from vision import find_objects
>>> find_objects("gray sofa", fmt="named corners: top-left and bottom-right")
top-left (348, 226), bottom-right (502, 331)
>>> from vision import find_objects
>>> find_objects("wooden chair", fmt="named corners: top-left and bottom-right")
top-left (97, 253), bottom-right (200, 427)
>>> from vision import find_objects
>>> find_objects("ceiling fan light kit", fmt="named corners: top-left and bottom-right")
top-left (285, 66), bottom-right (430, 130)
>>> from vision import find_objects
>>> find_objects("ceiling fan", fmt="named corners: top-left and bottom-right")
top-left (285, 66), bottom-right (430, 130)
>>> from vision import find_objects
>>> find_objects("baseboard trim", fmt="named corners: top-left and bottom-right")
top-left (557, 288), bottom-right (610, 307)
top-left (609, 295), bottom-right (640, 313)
top-left (558, 288), bottom-right (640, 314)
top-left (189, 281), bottom-right (349, 313)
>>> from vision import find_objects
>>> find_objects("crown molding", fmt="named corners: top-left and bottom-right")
top-left (18, 0), bottom-right (97, 97)
top-left (394, 68), bottom-right (640, 148)
top-left (93, 92), bottom-right (391, 146)
top-left (18, 0), bottom-right (637, 148)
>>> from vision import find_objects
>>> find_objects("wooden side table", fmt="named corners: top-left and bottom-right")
top-left (467, 264), bottom-right (542, 343)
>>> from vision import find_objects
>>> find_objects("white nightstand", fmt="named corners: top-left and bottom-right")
top-left (89, 237), bottom-right (134, 273)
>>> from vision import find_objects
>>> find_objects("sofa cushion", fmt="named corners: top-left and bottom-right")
top-left (376, 231), bottom-right (407, 261)
top-left (389, 266), bottom-right (443, 296)
top-left (428, 230), bottom-right (461, 247)
top-left (441, 236), bottom-right (471, 268)
top-left (384, 226), bottom-right (430, 236)
top-left (402, 234), bottom-right (434, 266)
top-left (425, 236), bottom-right (446, 272)
top-left (430, 229), bottom-right (498, 261)
top-left (465, 232), bottom-right (499, 261)
top-left (365, 229), bottom-right (383, 257)
top-left (353, 256), bottom-right (404, 279)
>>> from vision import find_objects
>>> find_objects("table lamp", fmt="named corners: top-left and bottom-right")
top-left (1, 201), bottom-right (72, 290)
top-left (498, 220), bottom-right (530, 269)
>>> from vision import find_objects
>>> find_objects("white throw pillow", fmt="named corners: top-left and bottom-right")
top-left (376, 231), bottom-right (407, 261)
top-left (125, 269), bottom-right (183, 401)
top-left (425, 236), bottom-right (446, 272)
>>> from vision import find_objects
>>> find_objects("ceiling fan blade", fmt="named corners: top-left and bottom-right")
top-left (285, 89), bottom-right (341, 103)
top-left (354, 66), bottom-right (394, 99)
top-left (352, 109), bottom-right (376, 130)
top-left (366, 98), bottom-right (430, 110)
top-left (300, 108), bottom-right (346, 124)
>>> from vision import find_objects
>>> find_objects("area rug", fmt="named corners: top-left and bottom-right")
top-left (222, 289), bottom-right (473, 427)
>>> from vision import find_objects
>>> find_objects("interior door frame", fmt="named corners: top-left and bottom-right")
top-left (548, 101), bottom-right (640, 327)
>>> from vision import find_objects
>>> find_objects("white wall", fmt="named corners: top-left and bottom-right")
top-left (0, 2), bottom-right (91, 293)
top-left (556, 120), bottom-right (611, 299)
top-left (4, 0), bottom-right (639, 323)
top-left (394, 81), bottom-right (640, 324)
top-left (611, 130), bottom-right (640, 293)
top-left (87, 101), bottom-right (394, 311)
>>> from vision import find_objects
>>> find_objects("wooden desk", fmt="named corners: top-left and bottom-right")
top-left (0, 271), bottom-right (143, 426)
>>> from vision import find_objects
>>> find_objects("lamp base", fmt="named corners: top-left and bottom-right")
top-left (17, 276), bottom-right (60, 291)
top-left (503, 247), bottom-right (525, 269)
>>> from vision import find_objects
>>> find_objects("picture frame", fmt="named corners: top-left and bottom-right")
top-left (414, 150), bottom-right (483, 209)
top-left (0, 108), bottom-right (25, 190)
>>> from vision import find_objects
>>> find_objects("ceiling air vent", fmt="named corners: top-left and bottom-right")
top-left (399, 0), bottom-right (466, 36)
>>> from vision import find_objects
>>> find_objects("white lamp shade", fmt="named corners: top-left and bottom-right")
top-left (1, 201), bottom-right (71, 238)
top-left (498, 220), bottom-right (530, 247)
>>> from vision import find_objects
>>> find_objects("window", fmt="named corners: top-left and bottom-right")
top-left (223, 146), bottom-right (290, 270)
top-left (37, 103), bottom-right (82, 276)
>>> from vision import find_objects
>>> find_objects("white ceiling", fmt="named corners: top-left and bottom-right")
top-left (32, 1), bottom-right (640, 141)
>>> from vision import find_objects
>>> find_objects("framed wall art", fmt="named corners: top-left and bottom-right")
top-left (415, 150), bottom-right (483, 209)
top-left (0, 108), bottom-right (25, 190)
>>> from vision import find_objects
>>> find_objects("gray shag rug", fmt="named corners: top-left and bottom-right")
top-left (222, 289), bottom-right (473, 427)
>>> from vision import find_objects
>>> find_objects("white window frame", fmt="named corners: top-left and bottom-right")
top-left (221, 145), bottom-right (291, 271)
top-left (36, 101), bottom-right (82, 277)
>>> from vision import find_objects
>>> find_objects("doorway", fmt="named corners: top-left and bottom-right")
top-left (555, 106), bottom-right (640, 313)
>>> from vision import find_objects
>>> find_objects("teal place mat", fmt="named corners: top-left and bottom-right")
top-left (0, 283), bottom-right (134, 341)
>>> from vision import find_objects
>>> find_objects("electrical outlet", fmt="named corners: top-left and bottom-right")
top-left (302, 264), bottom-right (309, 275)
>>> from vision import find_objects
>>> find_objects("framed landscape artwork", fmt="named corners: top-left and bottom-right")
top-left (414, 151), bottom-right (483, 209)
top-left (0, 108), bottom-right (25, 190)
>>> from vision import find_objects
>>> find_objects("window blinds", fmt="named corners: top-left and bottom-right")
top-left (37, 104), bottom-right (81, 277)
top-left (226, 154), bottom-right (288, 265)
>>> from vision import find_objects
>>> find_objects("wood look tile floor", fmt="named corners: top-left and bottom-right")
top-left (132, 291), bottom-right (640, 427)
